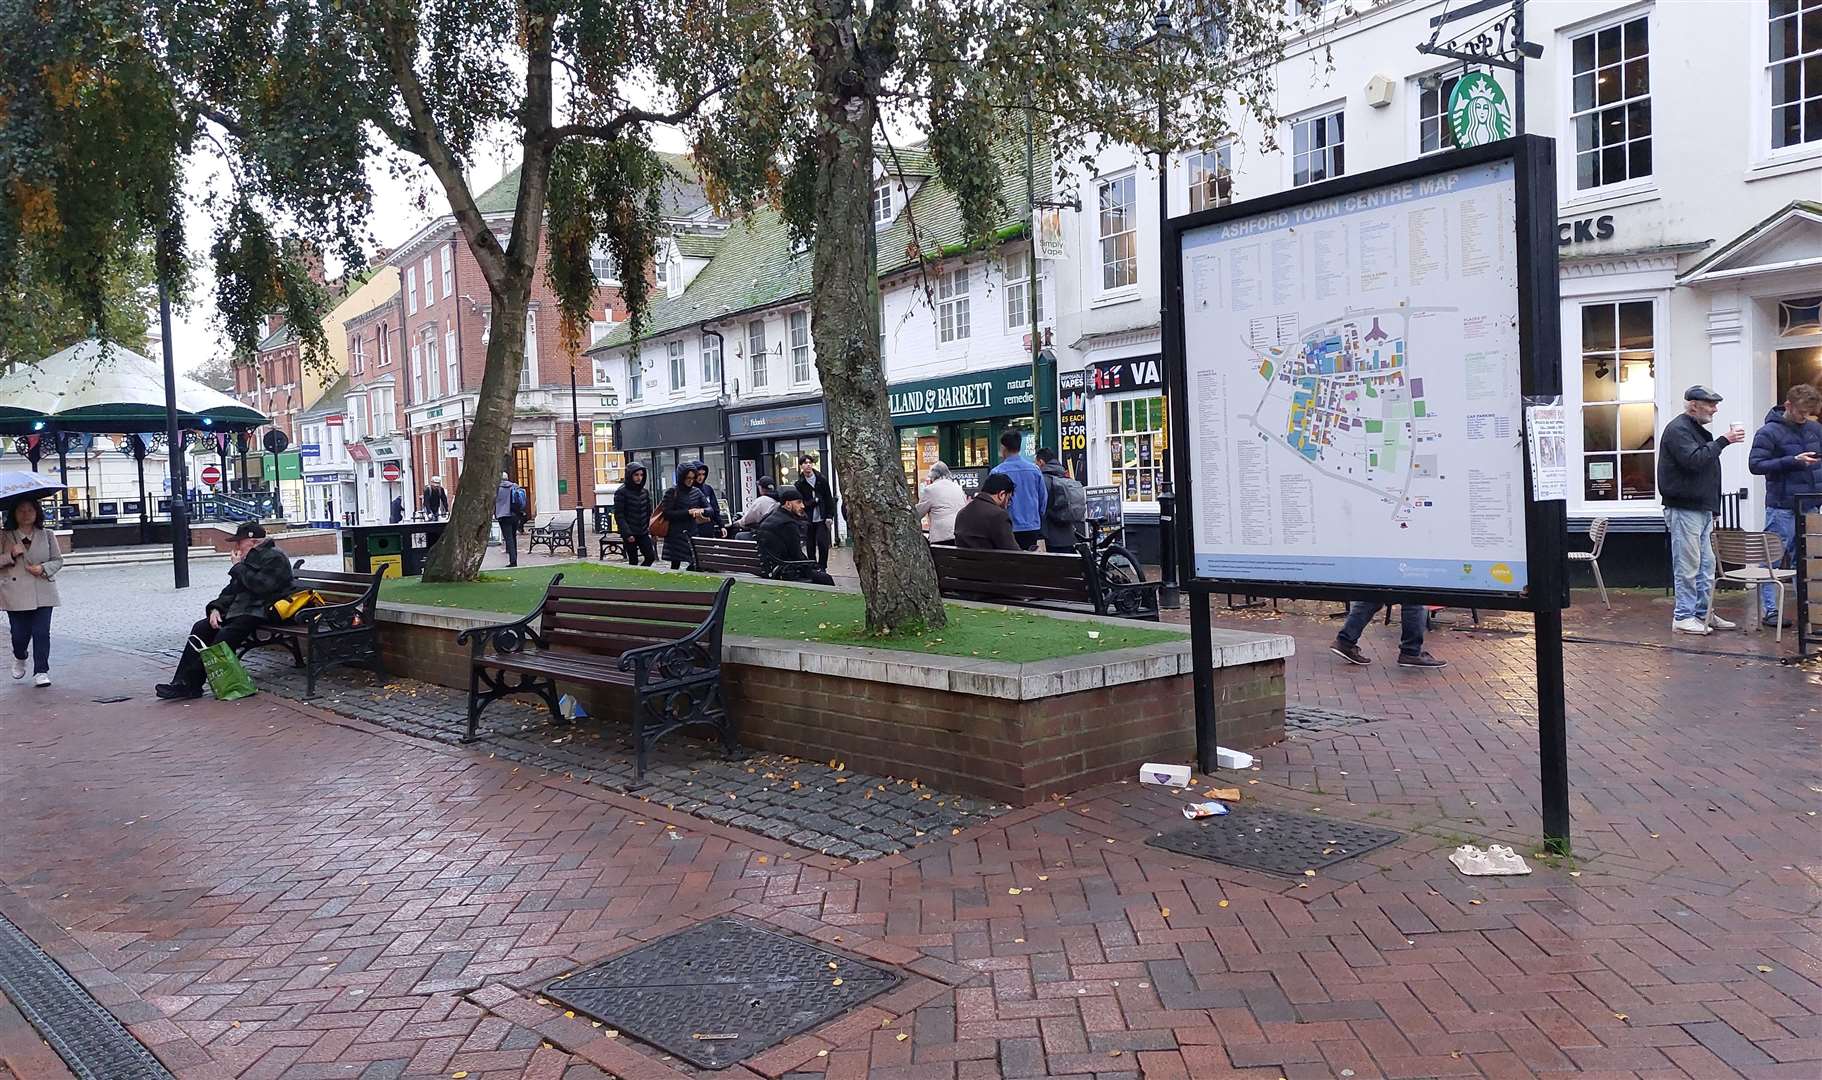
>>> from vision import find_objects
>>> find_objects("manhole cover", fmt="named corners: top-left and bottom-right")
top-left (1147, 807), bottom-right (1402, 876)
top-left (0, 915), bottom-right (175, 1080)
top-left (545, 917), bottom-right (901, 1069)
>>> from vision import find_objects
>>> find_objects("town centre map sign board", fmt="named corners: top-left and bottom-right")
top-left (1167, 137), bottom-right (1564, 613)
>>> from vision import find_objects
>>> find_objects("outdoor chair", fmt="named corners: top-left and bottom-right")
top-left (1712, 528), bottom-right (1795, 643)
top-left (1570, 517), bottom-right (1611, 609)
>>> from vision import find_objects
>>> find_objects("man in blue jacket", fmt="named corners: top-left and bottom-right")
top-left (1748, 383), bottom-right (1822, 626)
top-left (988, 430), bottom-right (1047, 550)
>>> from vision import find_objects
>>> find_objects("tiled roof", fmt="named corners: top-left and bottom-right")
top-left (297, 374), bottom-right (350, 419)
top-left (589, 142), bottom-right (1052, 351)
top-left (255, 323), bottom-right (296, 352)
top-left (673, 232), bottom-right (727, 260)
top-left (473, 151), bottom-right (711, 219)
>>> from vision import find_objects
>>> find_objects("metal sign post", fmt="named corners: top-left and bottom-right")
top-left (1164, 136), bottom-right (1570, 849)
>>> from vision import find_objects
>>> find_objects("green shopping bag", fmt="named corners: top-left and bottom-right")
top-left (190, 634), bottom-right (257, 701)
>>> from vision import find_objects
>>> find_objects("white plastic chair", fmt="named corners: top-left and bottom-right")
top-left (1569, 517), bottom-right (1611, 610)
top-left (1713, 529), bottom-right (1795, 642)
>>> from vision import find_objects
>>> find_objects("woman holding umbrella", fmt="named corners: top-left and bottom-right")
top-left (0, 496), bottom-right (61, 687)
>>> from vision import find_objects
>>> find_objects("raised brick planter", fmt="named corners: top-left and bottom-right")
top-left (374, 600), bottom-right (1290, 806)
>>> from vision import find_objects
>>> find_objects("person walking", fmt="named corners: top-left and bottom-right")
top-left (953, 473), bottom-right (1021, 551)
top-left (690, 461), bottom-right (728, 538)
top-left (1748, 382), bottom-right (1822, 626)
top-left (1034, 447), bottom-right (1087, 553)
top-left (734, 476), bottom-right (780, 539)
top-left (1330, 602), bottom-right (1447, 668)
top-left (756, 488), bottom-right (837, 585)
top-left (155, 523), bottom-right (295, 700)
top-left (612, 461), bottom-right (656, 566)
top-left (913, 462), bottom-right (967, 544)
top-left (1659, 385), bottom-right (1747, 634)
top-left (988, 431), bottom-right (1047, 550)
top-left (421, 477), bottom-right (448, 519)
top-left (0, 497), bottom-right (62, 687)
top-left (659, 465), bottom-right (710, 570)
top-left (389, 495), bottom-right (405, 523)
top-left (494, 473), bottom-right (526, 567)
top-left (795, 455), bottom-right (837, 569)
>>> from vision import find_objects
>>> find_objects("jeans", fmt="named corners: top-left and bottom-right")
top-left (1013, 529), bottom-right (1042, 551)
top-left (497, 517), bottom-right (520, 566)
top-left (173, 615), bottom-right (266, 689)
top-left (1763, 507), bottom-right (1796, 619)
top-left (8, 606), bottom-right (52, 674)
top-left (1337, 601), bottom-right (1426, 657)
top-left (1664, 507), bottom-right (1716, 622)
top-left (622, 533), bottom-right (656, 566)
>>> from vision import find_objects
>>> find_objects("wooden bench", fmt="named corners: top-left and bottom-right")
top-left (690, 536), bottom-right (820, 581)
top-left (457, 575), bottom-right (737, 783)
top-left (526, 514), bottom-right (579, 556)
top-left (930, 544), bottom-right (1161, 620)
top-left (237, 567), bottom-right (386, 696)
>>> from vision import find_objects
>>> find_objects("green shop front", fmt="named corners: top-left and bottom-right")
top-left (889, 362), bottom-right (1054, 497)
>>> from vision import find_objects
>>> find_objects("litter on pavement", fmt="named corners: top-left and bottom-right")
top-left (1182, 801), bottom-right (1229, 819)
top-left (1449, 844), bottom-right (1531, 875)
top-left (1140, 763), bottom-right (1191, 787)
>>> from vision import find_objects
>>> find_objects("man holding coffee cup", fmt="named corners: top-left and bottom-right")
top-left (1657, 385), bottom-right (1745, 635)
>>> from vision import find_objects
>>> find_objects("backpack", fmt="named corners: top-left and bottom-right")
top-left (1044, 472), bottom-right (1085, 529)
top-left (509, 484), bottom-right (528, 518)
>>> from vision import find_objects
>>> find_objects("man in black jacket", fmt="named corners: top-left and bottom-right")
top-left (1657, 385), bottom-right (1746, 635)
top-left (795, 454), bottom-right (837, 569)
top-left (156, 523), bottom-right (296, 699)
top-left (755, 489), bottom-right (835, 585)
top-left (953, 473), bottom-right (1021, 551)
top-left (420, 477), bottom-right (448, 519)
top-left (612, 462), bottom-right (656, 566)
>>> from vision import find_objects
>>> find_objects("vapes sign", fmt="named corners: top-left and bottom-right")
top-left (1086, 355), bottom-right (1163, 396)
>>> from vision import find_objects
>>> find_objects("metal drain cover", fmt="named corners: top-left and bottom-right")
top-left (0, 915), bottom-right (175, 1080)
top-left (1148, 807), bottom-right (1402, 876)
top-left (545, 917), bottom-right (901, 1069)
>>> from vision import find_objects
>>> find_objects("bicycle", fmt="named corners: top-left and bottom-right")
top-left (1084, 516), bottom-right (1144, 586)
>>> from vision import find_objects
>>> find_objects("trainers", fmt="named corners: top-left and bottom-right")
top-left (1672, 617), bottom-right (1711, 635)
top-left (1397, 651), bottom-right (1449, 669)
top-left (31, 672), bottom-right (48, 688)
top-left (1763, 612), bottom-right (1793, 628)
top-left (9, 657), bottom-right (23, 680)
top-left (1330, 641), bottom-right (1372, 666)
top-left (1705, 612), bottom-right (1737, 631)
top-left (154, 683), bottom-right (204, 700)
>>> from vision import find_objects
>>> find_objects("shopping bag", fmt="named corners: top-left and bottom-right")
top-left (190, 634), bottom-right (257, 701)
top-left (272, 589), bottom-right (325, 621)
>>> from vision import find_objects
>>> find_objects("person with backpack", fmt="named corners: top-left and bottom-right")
top-left (1034, 447), bottom-right (1086, 554)
top-left (495, 472), bottom-right (527, 567)
top-left (612, 461), bottom-right (656, 566)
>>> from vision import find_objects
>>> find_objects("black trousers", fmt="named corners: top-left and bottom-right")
top-left (804, 520), bottom-right (832, 568)
top-left (8, 607), bottom-right (52, 674)
top-left (173, 615), bottom-right (266, 689)
top-left (497, 517), bottom-right (520, 566)
top-left (1014, 529), bottom-right (1041, 551)
top-left (622, 533), bottom-right (656, 565)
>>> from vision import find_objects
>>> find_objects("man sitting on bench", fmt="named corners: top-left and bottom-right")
top-left (156, 523), bottom-right (296, 699)
top-left (755, 488), bottom-right (835, 585)
top-left (952, 473), bottom-right (1021, 551)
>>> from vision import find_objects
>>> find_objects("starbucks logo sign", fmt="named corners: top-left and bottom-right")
top-left (1448, 72), bottom-right (1513, 147)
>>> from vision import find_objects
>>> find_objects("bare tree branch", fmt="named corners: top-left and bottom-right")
top-left (545, 80), bottom-right (735, 147)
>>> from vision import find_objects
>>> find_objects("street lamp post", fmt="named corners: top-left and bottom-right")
top-left (1154, 2), bottom-right (1182, 609)
top-left (570, 356), bottom-right (587, 552)
top-left (157, 228), bottom-right (190, 590)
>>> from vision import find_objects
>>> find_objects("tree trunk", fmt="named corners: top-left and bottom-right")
top-left (808, 37), bottom-right (946, 633)
top-left (421, 281), bottom-right (531, 582)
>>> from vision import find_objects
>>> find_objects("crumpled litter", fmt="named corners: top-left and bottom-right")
top-left (1449, 844), bottom-right (1530, 876)
top-left (1182, 801), bottom-right (1229, 819)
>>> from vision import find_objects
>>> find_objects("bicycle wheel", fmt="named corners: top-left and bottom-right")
top-left (1100, 545), bottom-right (1144, 584)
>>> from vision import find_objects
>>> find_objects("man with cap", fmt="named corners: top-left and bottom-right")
top-left (755, 487), bottom-right (836, 585)
top-left (421, 476), bottom-right (448, 519)
top-left (155, 523), bottom-right (295, 699)
top-left (953, 473), bottom-right (1021, 551)
top-left (1658, 385), bottom-right (1746, 635)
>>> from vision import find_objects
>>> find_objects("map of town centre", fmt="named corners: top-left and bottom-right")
top-left (1249, 310), bottom-right (1436, 522)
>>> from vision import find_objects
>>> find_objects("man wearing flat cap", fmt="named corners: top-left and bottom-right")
top-left (1657, 385), bottom-right (1745, 635)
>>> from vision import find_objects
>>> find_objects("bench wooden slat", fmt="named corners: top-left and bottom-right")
top-left (937, 579), bottom-right (1096, 604)
top-left (545, 600), bottom-right (718, 627)
top-left (295, 569), bottom-right (383, 585)
top-left (547, 585), bottom-right (718, 606)
top-left (489, 651), bottom-right (636, 685)
top-left (542, 613), bottom-right (694, 640)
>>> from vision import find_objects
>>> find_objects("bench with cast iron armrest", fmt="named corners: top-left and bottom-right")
top-left (526, 514), bottom-right (579, 556)
top-left (236, 567), bottom-right (386, 696)
top-left (689, 536), bottom-right (820, 582)
top-left (930, 545), bottom-right (1160, 620)
top-left (592, 507), bottom-right (626, 560)
top-left (457, 575), bottom-right (737, 783)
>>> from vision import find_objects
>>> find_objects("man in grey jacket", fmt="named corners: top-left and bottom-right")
top-left (156, 523), bottom-right (295, 699)
top-left (495, 473), bottom-right (526, 567)
top-left (1656, 386), bottom-right (1746, 635)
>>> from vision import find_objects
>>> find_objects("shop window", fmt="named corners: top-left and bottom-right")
top-left (1579, 300), bottom-right (1657, 502)
top-left (1104, 395), bottom-right (1167, 503)
top-left (592, 421), bottom-right (619, 489)
top-left (1570, 15), bottom-right (1651, 191)
top-left (937, 268), bottom-right (970, 343)
top-left (955, 422), bottom-right (994, 469)
top-left (1291, 107), bottom-right (1345, 186)
top-left (1418, 72), bottom-right (1462, 154)
top-left (1186, 144), bottom-right (1234, 209)
top-left (1770, 0), bottom-right (1822, 149)
top-left (1097, 174), bottom-right (1137, 290)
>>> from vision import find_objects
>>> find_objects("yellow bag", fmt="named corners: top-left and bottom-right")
top-left (272, 589), bottom-right (325, 621)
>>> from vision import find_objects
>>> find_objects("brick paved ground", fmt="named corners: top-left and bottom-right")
top-left (2, 561), bottom-right (1817, 1079)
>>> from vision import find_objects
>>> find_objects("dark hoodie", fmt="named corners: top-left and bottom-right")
top-left (208, 539), bottom-right (296, 623)
top-left (1749, 405), bottom-right (1822, 510)
top-left (613, 462), bottom-right (653, 534)
top-left (686, 460), bottom-right (726, 530)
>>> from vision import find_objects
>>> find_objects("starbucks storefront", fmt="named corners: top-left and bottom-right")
top-left (889, 363), bottom-right (1050, 497)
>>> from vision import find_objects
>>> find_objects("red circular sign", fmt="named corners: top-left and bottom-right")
top-left (200, 464), bottom-right (222, 486)
top-left (381, 462), bottom-right (402, 482)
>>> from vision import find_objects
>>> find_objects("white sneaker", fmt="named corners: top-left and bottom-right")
top-left (1672, 617), bottom-right (1711, 635)
top-left (9, 657), bottom-right (23, 680)
top-left (32, 672), bottom-right (49, 688)
top-left (1705, 612), bottom-right (1737, 631)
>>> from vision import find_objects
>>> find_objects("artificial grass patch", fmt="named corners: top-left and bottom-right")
top-left (380, 561), bottom-right (1182, 662)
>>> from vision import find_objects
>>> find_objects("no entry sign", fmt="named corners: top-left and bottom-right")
top-left (200, 464), bottom-right (222, 487)
top-left (381, 462), bottom-right (402, 482)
